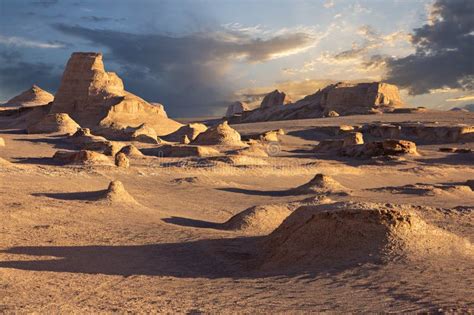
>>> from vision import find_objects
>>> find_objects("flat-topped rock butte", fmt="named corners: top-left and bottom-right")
top-left (50, 52), bottom-right (181, 136)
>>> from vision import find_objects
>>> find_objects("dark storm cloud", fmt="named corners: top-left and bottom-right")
top-left (53, 24), bottom-right (315, 116)
top-left (0, 59), bottom-right (60, 98)
top-left (385, 0), bottom-right (474, 94)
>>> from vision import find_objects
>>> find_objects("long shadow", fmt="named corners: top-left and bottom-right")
top-left (162, 216), bottom-right (221, 229)
top-left (13, 136), bottom-right (74, 150)
top-left (0, 238), bottom-right (262, 278)
top-left (12, 157), bottom-right (58, 166)
top-left (216, 187), bottom-right (291, 197)
top-left (32, 190), bottom-right (106, 201)
top-left (416, 154), bottom-right (474, 166)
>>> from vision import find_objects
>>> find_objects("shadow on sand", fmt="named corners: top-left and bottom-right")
top-left (0, 238), bottom-right (263, 279)
top-left (162, 216), bottom-right (221, 229)
top-left (32, 190), bottom-right (107, 201)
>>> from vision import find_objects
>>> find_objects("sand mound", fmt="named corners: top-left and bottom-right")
top-left (222, 205), bottom-right (293, 234)
top-left (261, 202), bottom-right (474, 271)
top-left (291, 174), bottom-right (349, 195)
top-left (221, 196), bottom-right (333, 235)
top-left (164, 123), bottom-right (208, 142)
top-left (192, 121), bottom-right (245, 146)
top-left (118, 145), bottom-right (143, 157)
top-left (3, 85), bottom-right (54, 107)
top-left (69, 128), bottom-right (124, 156)
top-left (53, 150), bottom-right (113, 166)
top-left (99, 180), bottom-right (138, 205)
top-left (26, 113), bottom-right (80, 135)
top-left (115, 153), bottom-right (129, 168)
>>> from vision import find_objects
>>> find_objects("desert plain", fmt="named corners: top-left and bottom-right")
top-left (0, 50), bottom-right (473, 313)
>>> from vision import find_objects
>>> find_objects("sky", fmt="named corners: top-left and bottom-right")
top-left (0, 0), bottom-right (473, 116)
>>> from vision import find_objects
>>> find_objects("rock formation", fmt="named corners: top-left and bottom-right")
top-left (221, 205), bottom-right (293, 235)
top-left (149, 102), bottom-right (168, 117)
top-left (226, 101), bottom-right (250, 117)
top-left (118, 144), bottom-right (143, 157)
top-left (53, 150), bottom-right (113, 166)
top-left (49, 52), bottom-right (181, 136)
top-left (27, 113), bottom-right (80, 135)
top-left (163, 123), bottom-right (208, 142)
top-left (260, 90), bottom-right (292, 109)
top-left (115, 153), bottom-right (129, 168)
top-left (99, 180), bottom-right (138, 205)
top-left (3, 85), bottom-right (54, 107)
top-left (69, 128), bottom-right (124, 156)
top-left (128, 123), bottom-right (158, 143)
top-left (260, 202), bottom-right (473, 271)
top-left (291, 174), bottom-right (349, 195)
top-left (0, 137), bottom-right (5, 147)
top-left (233, 82), bottom-right (403, 123)
top-left (192, 121), bottom-right (245, 146)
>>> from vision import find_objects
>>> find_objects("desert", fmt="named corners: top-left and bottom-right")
top-left (1, 0), bottom-right (474, 313)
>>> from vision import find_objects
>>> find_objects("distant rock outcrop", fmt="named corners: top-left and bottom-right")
top-left (49, 52), bottom-right (181, 136)
top-left (260, 90), bottom-right (292, 109)
top-left (233, 82), bottom-right (403, 123)
top-left (3, 85), bottom-right (54, 107)
top-left (226, 101), bottom-right (250, 117)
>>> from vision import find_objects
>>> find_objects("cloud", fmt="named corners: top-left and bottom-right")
top-left (323, 0), bottom-right (335, 9)
top-left (0, 52), bottom-right (60, 99)
top-left (446, 95), bottom-right (474, 102)
top-left (53, 23), bottom-right (318, 116)
top-left (385, 0), bottom-right (474, 95)
top-left (0, 34), bottom-right (65, 49)
top-left (80, 16), bottom-right (126, 23)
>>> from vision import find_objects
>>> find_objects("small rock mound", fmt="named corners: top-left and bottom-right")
top-left (115, 153), bottom-right (129, 168)
top-left (260, 202), bottom-right (474, 271)
top-left (327, 110), bottom-right (339, 117)
top-left (53, 150), bottom-right (113, 166)
top-left (3, 85), bottom-right (54, 107)
top-left (69, 128), bottom-right (123, 156)
top-left (118, 145), bottom-right (143, 157)
top-left (100, 180), bottom-right (138, 204)
top-left (222, 205), bottom-right (293, 235)
top-left (0, 137), bottom-right (5, 147)
top-left (291, 174), bottom-right (349, 195)
top-left (27, 113), bottom-right (80, 135)
top-left (192, 121), bottom-right (245, 146)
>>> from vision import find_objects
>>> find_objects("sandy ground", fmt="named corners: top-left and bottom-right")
top-left (1, 111), bottom-right (474, 312)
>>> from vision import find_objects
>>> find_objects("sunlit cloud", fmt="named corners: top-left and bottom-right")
top-left (446, 95), bottom-right (474, 102)
top-left (0, 34), bottom-right (64, 49)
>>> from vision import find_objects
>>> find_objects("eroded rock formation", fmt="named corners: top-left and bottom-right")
top-left (3, 85), bottom-right (54, 107)
top-left (233, 82), bottom-right (403, 123)
top-left (50, 52), bottom-right (181, 136)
